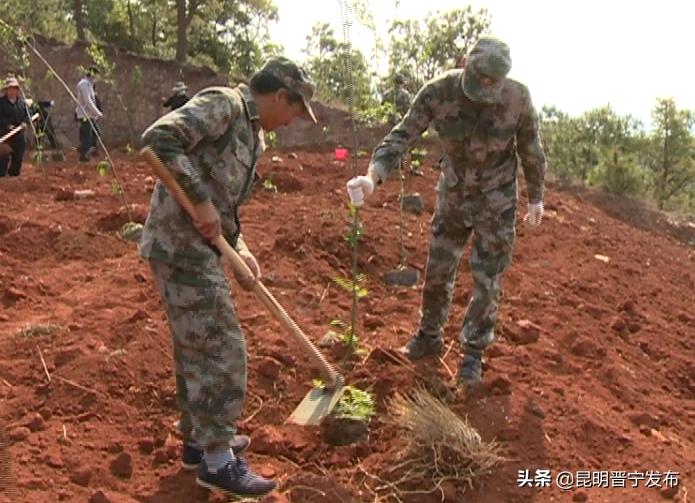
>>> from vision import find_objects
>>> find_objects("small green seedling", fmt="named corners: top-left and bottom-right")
top-left (96, 161), bottom-right (110, 177)
top-left (110, 180), bottom-right (123, 195)
top-left (334, 386), bottom-right (375, 421)
top-left (263, 177), bottom-right (278, 192)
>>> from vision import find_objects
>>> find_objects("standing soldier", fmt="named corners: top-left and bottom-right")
top-left (28, 98), bottom-right (59, 151)
top-left (0, 76), bottom-right (30, 177)
top-left (346, 38), bottom-right (546, 387)
top-left (383, 74), bottom-right (421, 176)
top-left (140, 56), bottom-right (316, 498)
top-left (382, 73), bottom-right (412, 124)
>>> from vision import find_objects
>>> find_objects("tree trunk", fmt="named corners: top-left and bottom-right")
top-left (175, 0), bottom-right (188, 64)
top-left (73, 0), bottom-right (86, 42)
top-left (659, 135), bottom-right (669, 210)
top-left (151, 15), bottom-right (157, 48)
top-left (127, 0), bottom-right (135, 41)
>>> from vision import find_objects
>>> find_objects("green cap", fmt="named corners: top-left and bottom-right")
top-left (462, 37), bottom-right (512, 103)
top-left (260, 56), bottom-right (317, 123)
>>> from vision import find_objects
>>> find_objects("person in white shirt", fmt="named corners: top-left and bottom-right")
top-left (75, 66), bottom-right (102, 162)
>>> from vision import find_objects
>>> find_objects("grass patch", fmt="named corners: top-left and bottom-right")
top-left (16, 323), bottom-right (61, 338)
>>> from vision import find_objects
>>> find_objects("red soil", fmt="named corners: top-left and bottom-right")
top-left (0, 149), bottom-right (693, 502)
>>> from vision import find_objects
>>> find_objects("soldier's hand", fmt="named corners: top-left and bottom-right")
top-left (524, 201), bottom-right (544, 227)
top-left (235, 250), bottom-right (261, 291)
top-left (193, 200), bottom-right (222, 241)
top-left (346, 175), bottom-right (375, 207)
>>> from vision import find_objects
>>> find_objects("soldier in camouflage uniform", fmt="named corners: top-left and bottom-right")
top-left (347, 38), bottom-right (546, 386)
top-left (382, 74), bottom-right (421, 176)
top-left (382, 73), bottom-right (412, 124)
top-left (140, 56), bottom-right (316, 498)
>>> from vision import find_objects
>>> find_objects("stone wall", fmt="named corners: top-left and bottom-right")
top-left (0, 36), bottom-right (391, 151)
top-left (0, 36), bottom-right (227, 148)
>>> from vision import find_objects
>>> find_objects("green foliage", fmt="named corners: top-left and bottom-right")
top-left (85, 44), bottom-right (115, 80)
top-left (645, 98), bottom-right (695, 210)
top-left (0, 1), bottom-right (72, 42)
top-left (327, 319), bottom-right (360, 349)
top-left (263, 177), bottom-right (277, 192)
top-left (356, 102), bottom-right (395, 127)
top-left (31, 150), bottom-right (45, 163)
top-left (96, 161), bottom-right (110, 177)
top-left (541, 105), bottom-right (646, 185)
top-left (329, 273), bottom-right (368, 351)
top-left (343, 203), bottom-right (364, 245)
top-left (539, 106), bottom-right (585, 184)
top-left (387, 7), bottom-right (491, 90)
top-left (131, 65), bottom-right (142, 90)
top-left (587, 149), bottom-right (644, 196)
top-left (541, 100), bottom-right (695, 212)
top-left (409, 149), bottom-right (428, 169)
top-left (410, 148), bottom-right (427, 163)
top-left (334, 386), bottom-right (375, 421)
top-left (0, 22), bottom-right (32, 89)
top-left (332, 274), bottom-right (368, 299)
top-left (303, 22), bottom-right (376, 111)
top-left (120, 221), bottom-right (143, 241)
top-left (1, 0), bottom-right (281, 73)
top-left (187, 0), bottom-right (281, 72)
top-left (110, 180), bottom-right (123, 195)
top-left (265, 131), bottom-right (278, 149)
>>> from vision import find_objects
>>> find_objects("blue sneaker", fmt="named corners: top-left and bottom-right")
top-left (196, 457), bottom-right (277, 498)
top-left (181, 435), bottom-right (251, 470)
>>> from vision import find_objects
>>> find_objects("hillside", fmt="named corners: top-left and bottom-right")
top-left (0, 150), bottom-right (693, 503)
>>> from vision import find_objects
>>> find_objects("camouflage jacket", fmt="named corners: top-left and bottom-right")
top-left (139, 84), bottom-right (263, 268)
top-left (382, 86), bottom-right (412, 119)
top-left (371, 69), bottom-right (546, 203)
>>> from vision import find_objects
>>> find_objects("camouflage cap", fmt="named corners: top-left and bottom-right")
top-left (462, 37), bottom-right (512, 103)
top-left (260, 56), bottom-right (317, 123)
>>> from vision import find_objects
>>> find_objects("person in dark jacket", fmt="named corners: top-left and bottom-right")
top-left (28, 98), bottom-right (59, 151)
top-left (0, 77), bottom-right (30, 177)
top-left (162, 81), bottom-right (190, 111)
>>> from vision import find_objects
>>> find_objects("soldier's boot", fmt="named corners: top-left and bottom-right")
top-left (196, 457), bottom-right (276, 498)
top-left (458, 352), bottom-right (483, 387)
top-left (400, 330), bottom-right (444, 360)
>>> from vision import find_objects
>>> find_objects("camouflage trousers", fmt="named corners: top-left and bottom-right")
top-left (149, 259), bottom-right (247, 451)
top-left (419, 175), bottom-right (517, 354)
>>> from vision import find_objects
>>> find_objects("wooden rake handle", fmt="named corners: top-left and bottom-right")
top-left (141, 147), bottom-right (343, 389)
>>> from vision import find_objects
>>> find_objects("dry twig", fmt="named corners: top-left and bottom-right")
top-left (36, 345), bottom-right (51, 383)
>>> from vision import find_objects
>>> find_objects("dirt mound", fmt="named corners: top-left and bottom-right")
top-left (0, 149), bottom-right (693, 502)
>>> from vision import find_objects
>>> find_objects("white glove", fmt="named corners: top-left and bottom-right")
top-left (346, 175), bottom-right (375, 207)
top-left (524, 201), bottom-right (544, 227)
